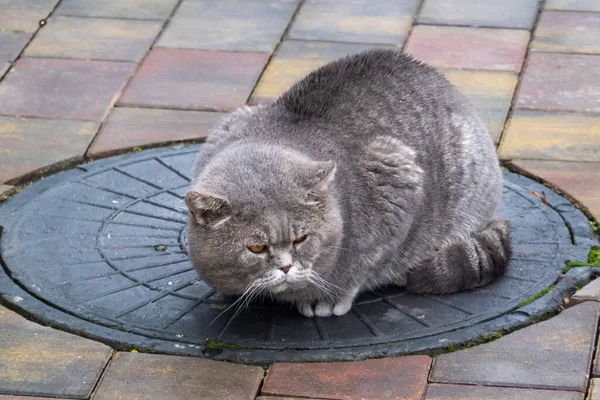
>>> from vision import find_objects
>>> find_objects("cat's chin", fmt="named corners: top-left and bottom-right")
top-left (268, 280), bottom-right (310, 294)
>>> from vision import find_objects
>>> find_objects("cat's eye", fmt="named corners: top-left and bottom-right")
top-left (294, 235), bottom-right (308, 244)
top-left (248, 245), bottom-right (267, 253)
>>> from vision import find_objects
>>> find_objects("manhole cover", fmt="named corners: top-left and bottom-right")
top-left (0, 145), bottom-right (597, 364)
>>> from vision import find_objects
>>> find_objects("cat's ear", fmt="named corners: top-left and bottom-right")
top-left (304, 161), bottom-right (336, 204)
top-left (184, 190), bottom-right (231, 225)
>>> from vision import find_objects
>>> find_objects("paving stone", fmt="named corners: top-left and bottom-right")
top-left (572, 279), bottom-right (600, 305)
top-left (424, 384), bottom-right (584, 399)
top-left (0, 32), bottom-right (30, 64)
top-left (500, 111), bottom-right (600, 162)
top-left (430, 302), bottom-right (600, 391)
top-left (0, 116), bottom-right (98, 184)
top-left (545, 0), bottom-right (600, 12)
top-left (443, 69), bottom-right (517, 144)
top-left (119, 48), bottom-right (269, 111)
top-left (93, 352), bottom-right (263, 400)
top-left (55, 0), bottom-right (179, 20)
top-left (25, 16), bottom-right (162, 62)
top-left (256, 397), bottom-right (320, 400)
top-left (262, 356), bottom-right (431, 400)
top-left (0, 306), bottom-right (112, 399)
top-left (404, 26), bottom-right (529, 72)
top-left (510, 159), bottom-right (600, 219)
top-left (0, 0), bottom-right (58, 33)
top-left (0, 58), bottom-right (135, 120)
top-left (516, 52), bottom-right (600, 113)
top-left (589, 379), bottom-right (600, 398)
top-left (251, 40), bottom-right (393, 103)
top-left (88, 107), bottom-right (225, 157)
top-left (419, 0), bottom-right (539, 29)
top-left (288, 0), bottom-right (419, 45)
top-left (156, 0), bottom-right (298, 53)
top-left (532, 11), bottom-right (600, 54)
top-left (0, 396), bottom-right (69, 400)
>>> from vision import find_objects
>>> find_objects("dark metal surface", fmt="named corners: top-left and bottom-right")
top-left (0, 144), bottom-right (597, 364)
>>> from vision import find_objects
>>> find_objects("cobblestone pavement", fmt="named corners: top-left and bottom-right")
top-left (1, 0), bottom-right (600, 399)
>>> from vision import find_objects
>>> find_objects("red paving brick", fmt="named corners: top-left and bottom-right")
top-left (88, 107), bottom-right (225, 157)
top-left (25, 16), bottom-right (163, 62)
top-left (0, 58), bottom-right (135, 121)
top-left (515, 52), bottom-right (600, 113)
top-left (93, 352), bottom-right (263, 400)
top-left (262, 356), bottom-right (431, 400)
top-left (119, 48), bottom-right (269, 111)
top-left (404, 26), bottom-right (529, 72)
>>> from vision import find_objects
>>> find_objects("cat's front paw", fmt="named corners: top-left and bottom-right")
top-left (296, 298), bottom-right (354, 318)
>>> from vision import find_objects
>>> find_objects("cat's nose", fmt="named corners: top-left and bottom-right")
top-left (279, 265), bottom-right (291, 274)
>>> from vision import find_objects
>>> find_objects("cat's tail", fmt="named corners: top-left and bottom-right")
top-left (405, 219), bottom-right (511, 294)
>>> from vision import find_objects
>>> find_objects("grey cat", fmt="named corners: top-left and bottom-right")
top-left (185, 49), bottom-right (511, 318)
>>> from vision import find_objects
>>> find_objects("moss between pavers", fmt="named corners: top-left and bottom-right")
top-left (563, 246), bottom-right (600, 273)
top-left (517, 285), bottom-right (556, 308)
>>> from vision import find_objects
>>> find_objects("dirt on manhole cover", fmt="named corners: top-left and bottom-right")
top-left (0, 145), bottom-right (597, 364)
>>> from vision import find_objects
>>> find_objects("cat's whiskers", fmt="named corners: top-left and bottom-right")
top-left (217, 281), bottom-right (265, 339)
top-left (207, 280), bottom-right (258, 329)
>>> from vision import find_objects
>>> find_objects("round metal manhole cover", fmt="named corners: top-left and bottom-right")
top-left (0, 145), bottom-right (597, 364)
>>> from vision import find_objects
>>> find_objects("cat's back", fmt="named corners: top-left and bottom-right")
top-left (277, 49), bottom-right (467, 123)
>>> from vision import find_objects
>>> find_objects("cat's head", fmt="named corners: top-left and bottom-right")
top-left (184, 145), bottom-right (343, 298)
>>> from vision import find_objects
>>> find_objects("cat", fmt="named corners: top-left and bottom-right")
top-left (185, 49), bottom-right (511, 318)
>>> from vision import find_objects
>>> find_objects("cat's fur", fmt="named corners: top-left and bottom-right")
top-left (185, 49), bottom-right (510, 317)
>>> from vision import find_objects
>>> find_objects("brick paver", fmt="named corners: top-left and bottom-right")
top-left (424, 384), bottom-right (584, 400)
top-left (515, 52), bottom-right (600, 114)
top-left (0, 306), bottom-right (112, 399)
top-left (25, 16), bottom-right (162, 62)
top-left (0, 116), bottom-right (97, 183)
top-left (404, 26), bottom-right (529, 72)
top-left (532, 11), bottom-right (600, 54)
top-left (92, 352), bottom-right (263, 400)
top-left (430, 302), bottom-right (600, 392)
top-left (500, 111), bottom-right (600, 162)
top-left (0, 58), bottom-right (135, 121)
top-left (0, 32), bottom-right (31, 65)
top-left (156, 0), bottom-right (298, 52)
top-left (289, 0), bottom-right (419, 45)
top-left (572, 279), bottom-right (600, 305)
top-left (590, 379), bottom-right (600, 399)
top-left (262, 356), bottom-right (431, 400)
top-left (119, 48), bottom-right (268, 111)
top-left (418, 0), bottom-right (539, 29)
top-left (88, 107), bottom-right (225, 157)
top-left (55, 0), bottom-right (179, 20)
top-left (0, 0), bottom-right (59, 33)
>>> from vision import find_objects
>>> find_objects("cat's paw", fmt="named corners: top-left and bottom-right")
top-left (297, 303), bottom-right (315, 318)
top-left (314, 301), bottom-right (334, 317)
top-left (332, 298), bottom-right (353, 316)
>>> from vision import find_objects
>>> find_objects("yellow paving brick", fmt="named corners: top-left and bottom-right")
top-left (499, 110), bottom-right (600, 162)
top-left (443, 69), bottom-right (518, 144)
top-left (251, 40), bottom-right (393, 103)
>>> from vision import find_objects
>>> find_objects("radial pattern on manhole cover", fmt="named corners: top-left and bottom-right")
top-left (0, 145), bottom-right (597, 364)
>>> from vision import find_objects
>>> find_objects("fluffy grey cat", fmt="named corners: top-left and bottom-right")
top-left (185, 49), bottom-right (510, 318)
